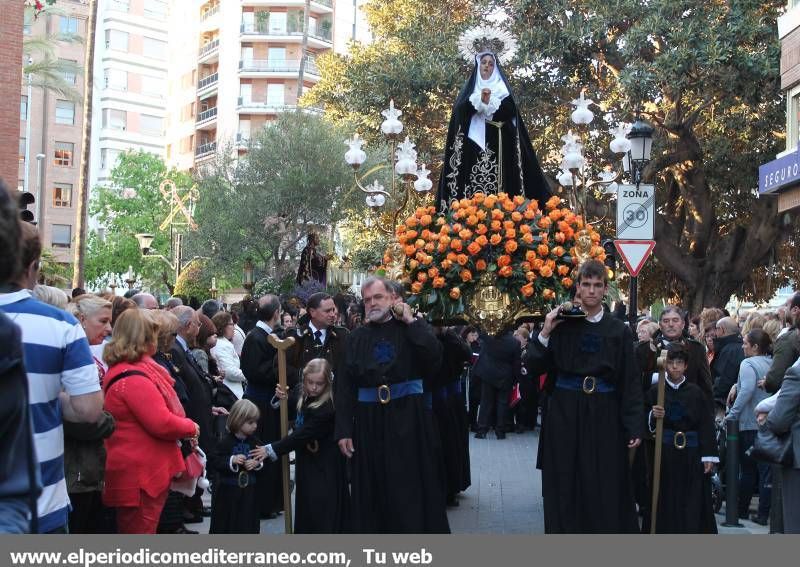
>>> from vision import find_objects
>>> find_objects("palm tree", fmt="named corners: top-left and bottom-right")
top-left (22, 12), bottom-right (84, 101)
top-left (71, 0), bottom-right (96, 289)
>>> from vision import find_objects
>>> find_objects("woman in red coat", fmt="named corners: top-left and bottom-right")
top-left (102, 309), bottom-right (199, 534)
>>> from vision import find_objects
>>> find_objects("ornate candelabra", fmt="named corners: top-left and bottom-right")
top-left (344, 100), bottom-right (434, 235)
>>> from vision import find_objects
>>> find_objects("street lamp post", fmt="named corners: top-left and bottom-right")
top-left (242, 258), bottom-right (255, 297)
top-left (124, 265), bottom-right (136, 290)
top-left (209, 277), bottom-right (218, 300)
top-left (624, 117), bottom-right (655, 329)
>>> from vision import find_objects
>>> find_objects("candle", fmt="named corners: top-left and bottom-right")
top-left (212, 277), bottom-right (217, 289)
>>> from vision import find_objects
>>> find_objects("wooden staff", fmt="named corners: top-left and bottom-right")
top-left (268, 334), bottom-right (296, 534)
top-left (649, 348), bottom-right (668, 534)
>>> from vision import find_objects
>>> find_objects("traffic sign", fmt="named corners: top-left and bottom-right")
top-left (614, 240), bottom-right (655, 277)
top-left (616, 184), bottom-right (654, 240)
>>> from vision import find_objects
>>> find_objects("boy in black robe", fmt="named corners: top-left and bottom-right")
top-left (335, 277), bottom-right (449, 533)
top-left (644, 344), bottom-right (718, 533)
top-left (526, 260), bottom-right (643, 533)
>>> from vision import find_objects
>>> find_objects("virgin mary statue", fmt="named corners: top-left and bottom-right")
top-left (437, 26), bottom-right (551, 211)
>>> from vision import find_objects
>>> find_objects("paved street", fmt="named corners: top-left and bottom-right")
top-left (197, 428), bottom-right (768, 535)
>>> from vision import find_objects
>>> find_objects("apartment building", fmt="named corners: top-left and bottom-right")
top-left (89, 0), bottom-right (171, 190)
top-left (166, 0), bottom-right (368, 172)
top-left (0, 2), bottom-right (24, 191)
top-left (19, 0), bottom-right (90, 262)
top-left (758, 0), bottom-right (800, 213)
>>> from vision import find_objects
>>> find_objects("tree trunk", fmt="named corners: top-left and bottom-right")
top-left (297, 0), bottom-right (311, 99)
top-left (71, 0), bottom-right (97, 289)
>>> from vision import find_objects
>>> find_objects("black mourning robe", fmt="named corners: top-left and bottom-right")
top-left (434, 330), bottom-right (472, 497)
top-left (525, 312), bottom-right (644, 533)
top-left (271, 399), bottom-right (350, 533)
top-left (335, 318), bottom-right (450, 533)
top-left (240, 325), bottom-right (284, 516)
top-left (169, 345), bottom-right (214, 455)
top-left (296, 245), bottom-right (327, 285)
top-left (436, 58), bottom-right (551, 211)
top-left (642, 380), bottom-right (718, 534)
top-left (208, 433), bottom-right (262, 534)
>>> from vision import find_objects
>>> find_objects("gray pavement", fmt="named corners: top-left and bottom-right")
top-left (194, 428), bottom-right (769, 534)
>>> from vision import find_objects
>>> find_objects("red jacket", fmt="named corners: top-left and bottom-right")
top-left (102, 357), bottom-right (196, 507)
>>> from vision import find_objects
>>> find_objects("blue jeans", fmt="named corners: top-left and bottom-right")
top-left (0, 498), bottom-right (31, 533)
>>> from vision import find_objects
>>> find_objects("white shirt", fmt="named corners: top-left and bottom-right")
top-left (255, 320), bottom-right (273, 335)
top-left (308, 322), bottom-right (327, 345)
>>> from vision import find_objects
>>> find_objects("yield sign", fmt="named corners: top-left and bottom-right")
top-left (614, 240), bottom-right (656, 277)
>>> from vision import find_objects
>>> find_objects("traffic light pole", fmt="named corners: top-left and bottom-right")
top-left (628, 275), bottom-right (638, 329)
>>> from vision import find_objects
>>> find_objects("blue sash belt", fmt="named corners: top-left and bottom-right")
top-left (556, 373), bottom-right (615, 394)
top-left (358, 379), bottom-right (423, 404)
top-left (662, 429), bottom-right (698, 449)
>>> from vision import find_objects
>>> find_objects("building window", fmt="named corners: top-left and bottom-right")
top-left (104, 68), bottom-right (128, 91)
top-left (23, 10), bottom-right (32, 35)
top-left (59, 16), bottom-right (79, 35)
top-left (20, 96), bottom-right (28, 120)
top-left (54, 142), bottom-right (74, 167)
top-left (141, 75), bottom-right (165, 96)
top-left (105, 29), bottom-right (129, 52)
top-left (52, 224), bottom-right (72, 248)
top-left (140, 114), bottom-right (163, 136)
top-left (100, 149), bottom-right (122, 170)
top-left (53, 183), bottom-right (72, 207)
top-left (19, 138), bottom-right (26, 162)
top-left (143, 37), bottom-right (167, 60)
top-left (144, 0), bottom-right (168, 19)
top-left (103, 109), bottom-right (127, 131)
top-left (267, 84), bottom-right (285, 106)
top-left (269, 12), bottom-right (287, 34)
top-left (60, 59), bottom-right (78, 84)
top-left (110, 0), bottom-right (130, 11)
top-left (55, 100), bottom-right (76, 125)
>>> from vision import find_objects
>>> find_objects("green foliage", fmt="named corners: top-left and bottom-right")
top-left (311, 0), bottom-right (797, 311)
top-left (190, 111), bottom-right (357, 284)
top-left (23, 10), bottom-right (84, 101)
top-left (86, 151), bottom-right (193, 293)
top-left (173, 259), bottom-right (211, 302)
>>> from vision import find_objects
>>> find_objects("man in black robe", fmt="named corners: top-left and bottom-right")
top-left (526, 260), bottom-right (643, 533)
top-left (643, 344), bottom-right (718, 533)
top-left (335, 277), bottom-right (449, 533)
top-left (437, 52), bottom-right (551, 211)
top-left (633, 305), bottom-right (713, 517)
top-left (240, 295), bottom-right (285, 519)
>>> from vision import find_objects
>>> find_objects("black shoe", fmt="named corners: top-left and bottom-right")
top-left (515, 425), bottom-right (525, 434)
top-left (470, 425), bottom-right (479, 433)
top-left (446, 494), bottom-right (459, 507)
top-left (496, 431), bottom-right (506, 439)
top-left (200, 506), bottom-right (212, 517)
top-left (474, 431), bottom-right (486, 439)
top-left (183, 514), bottom-right (203, 524)
top-left (751, 515), bottom-right (769, 526)
top-left (261, 512), bottom-right (278, 520)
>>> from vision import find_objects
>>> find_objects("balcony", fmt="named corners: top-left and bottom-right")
top-left (236, 98), bottom-right (323, 115)
top-left (196, 106), bottom-right (218, 129)
top-left (241, 1), bottom-right (333, 13)
top-left (197, 72), bottom-right (219, 96)
top-left (238, 58), bottom-right (320, 78)
top-left (198, 38), bottom-right (220, 63)
top-left (239, 23), bottom-right (333, 47)
top-left (195, 141), bottom-right (217, 159)
top-left (201, 4), bottom-right (220, 21)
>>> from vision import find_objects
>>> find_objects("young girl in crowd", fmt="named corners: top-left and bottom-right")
top-left (209, 399), bottom-right (263, 534)
top-left (254, 358), bottom-right (350, 533)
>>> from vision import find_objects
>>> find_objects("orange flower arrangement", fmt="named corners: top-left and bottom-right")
top-left (395, 194), bottom-right (605, 320)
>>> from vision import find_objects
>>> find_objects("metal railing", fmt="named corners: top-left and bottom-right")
top-left (238, 59), bottom-right (320, 75)
top-left (197, 72), bottom-right (219, 90)
top-left (196, 106), bottom-right (218, 124)
top-left (195, 141), bottom-right (217, 157)
top-left (236, 99), bottom-right (324, 115)
top-left (198, 38), bottom-right (220, 58)
top-left (239, 23), bottom-right (332, 42)
top-left (201, 4), bottom-right (219, 20)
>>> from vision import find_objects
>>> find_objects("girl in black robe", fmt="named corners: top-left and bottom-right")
top-left (437, 51), bottom-right (551, 211)
top-left (261, 358), bottom-right (350, 533)
top-left (643, 345), bottom-right (718, 533)
top-left (209, 399), bottom-right (263, 534)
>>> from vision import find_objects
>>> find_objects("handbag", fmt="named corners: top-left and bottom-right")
top-left (508, 383), bottom-right (522, 408)
top-left (747, 423), bottom-right (793, 466)
top-left (171, 446), bottom-right (207, 497)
